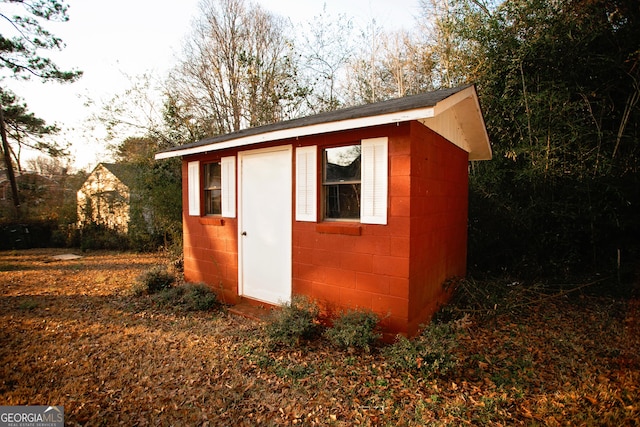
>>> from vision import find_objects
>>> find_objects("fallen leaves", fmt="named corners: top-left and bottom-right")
top-left (0, 249), bottom-right (639, 425)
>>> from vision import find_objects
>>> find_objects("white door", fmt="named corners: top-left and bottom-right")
top-left (239, 146), bottom-right (292, 304)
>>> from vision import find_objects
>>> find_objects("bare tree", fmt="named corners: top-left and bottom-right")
top-left (95, 73), bottom-right (177, 147)
top-left (345, 23), bottom-right (437, 105)
top-left (25, 156), bottom-right (68, 178)
top-left (417, 0), bottom-right (477, 88)
top-left (168, 0), bottom-right (301, 136)
top-left (378, 30), bottom-right (437, 97)
top-left (298, 6), bottom-right (355, 113)
top-left (343, 19), bottom-right (386, 105)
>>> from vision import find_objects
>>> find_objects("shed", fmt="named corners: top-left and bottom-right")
top-left (156, 84), bottom-right (491, 336)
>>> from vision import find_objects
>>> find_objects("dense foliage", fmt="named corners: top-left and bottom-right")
top-left (448, 0), bottom-right (640, 279)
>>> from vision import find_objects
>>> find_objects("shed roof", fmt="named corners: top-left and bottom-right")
top-left (156, 84), bottom-right (491, 161)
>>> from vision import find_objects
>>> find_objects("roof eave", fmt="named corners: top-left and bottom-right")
top-left (422, 86), bottom-right (492, 161)
top-left (155, 85), bottom-right (491, 161)
top-left (154, 107), bottom-right (436, 160)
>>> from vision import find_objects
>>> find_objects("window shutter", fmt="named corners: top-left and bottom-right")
top-left (361, 137), bottom-right (388, 225)
top-left (221, 156), bottom-right (236, 218)
top-left (295, 146), bottom-right (317, 222)
top-left (187, 161), bottom-right (200, 216)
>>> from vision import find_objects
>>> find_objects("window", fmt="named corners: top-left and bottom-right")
top-left (204, 162), bottom-right (221, 215)
top-left (323, 145), bottom-right (361, 220)
top-left (188, 157), bottom-right (236, 218)
top-left (296, 138), bottom-right (387, 225)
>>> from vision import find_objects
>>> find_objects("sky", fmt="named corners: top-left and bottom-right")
top-left (5, 0), bottom-right (422, 171)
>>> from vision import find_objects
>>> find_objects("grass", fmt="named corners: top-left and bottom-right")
top-left (0, 249), bottom-right (638, 426)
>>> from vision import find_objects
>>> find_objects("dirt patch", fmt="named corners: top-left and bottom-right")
top-left (1, 249), bottom-right (638, 425)
top-left (50, 253), bottom-right (83, 261)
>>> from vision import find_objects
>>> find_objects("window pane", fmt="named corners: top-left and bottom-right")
top-left (324, 183), bottom-right (361, 219)
top-left (205, 189), bottom-right (221, 215)
top-left (204, 162), bottom-right (221, 190)
top-left (204, 162), bottom-right (221, 215)
top-left (324, 145), bottom-right (361, 183)
top-left (323, 145), bottom-right (361, 220)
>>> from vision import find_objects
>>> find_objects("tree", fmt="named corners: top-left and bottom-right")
top-left (344, 24), bottom-right (437, 106)
top-left (1, 88), bottom-right (64, 169)
top-left (417, 0), bottom-right (478, 88)
top-left (438, 0), bottom-right (640, 278)
top-left (0, 0), bottom-right (82, 218)
top-left (25, 155), bottom-right (67, 177)
top-left (17, 155), bottom-right (73, 222)
top-left (298, 6), bottom-right (354, 113)
top-left (377, 30), bottom-right (435, 97)
top-left (97, 73), bottom-right (186, 149)
top-left (344, 19), bottom-right (387, 105)
top-left (168, 0), bottom-right (303, 135)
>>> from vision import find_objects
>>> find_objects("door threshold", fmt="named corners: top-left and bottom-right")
top-left (228, 298), bottom-right (275, 322)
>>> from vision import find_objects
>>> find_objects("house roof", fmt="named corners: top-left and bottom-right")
top-left (97, 163), bottom-right (139, 189)
top-left (155, 84), bottom-right (492, 161)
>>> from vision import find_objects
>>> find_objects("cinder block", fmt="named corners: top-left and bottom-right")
top-left (356, 272), bottom-right (390, 294)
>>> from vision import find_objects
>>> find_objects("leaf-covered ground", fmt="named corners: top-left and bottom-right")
top-left (1, 249), bottom-right (638, 426)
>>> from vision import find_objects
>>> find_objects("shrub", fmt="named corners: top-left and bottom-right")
top-left (152, 283), bottom-right (219, 311)
top-left (383, 322), bottom-right (461, 377)
top-left (182, 283), bottom-right (219, 311)
top-left (264, 296), bottom-right (320, 347)
top-left (151, 285), bottom-right (181, 304)
top-left (137, 265), bottom-right (175, 294)
top-left (79, 222), bottom-right (129, 251)
top-left (325, 309), bottom-right (381, 352)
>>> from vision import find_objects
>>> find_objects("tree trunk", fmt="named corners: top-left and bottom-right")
top-left (0, 100), bottom-right (21, 218)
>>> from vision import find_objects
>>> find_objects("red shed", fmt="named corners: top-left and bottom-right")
top-left (156, 85), bottom-right (491, 336)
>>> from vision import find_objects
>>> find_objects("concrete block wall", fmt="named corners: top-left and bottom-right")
top-left (292, 124), bottom-right (413, 335)
top-left (181, 159), bottom-right (240, 305)
top-left (406, 121), bottom-right (469, 335)
top-left (291, 122), bottom-right (470, 336)
top-left (179, 120), bottom-right (470, 336)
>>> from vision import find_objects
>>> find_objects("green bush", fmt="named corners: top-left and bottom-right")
top-left (264, 296), bottom-right (320, 347)
top-left (152, 283), bottom-right (219, 311)
top-left (79, 222), bottom-right (129, 251)
top-left (137, 265), bottom-right (175, 294)
top-left (383, 322), bottom-right (461, 377)
top-left (325, 309), bottom-right (381, 352)
top-left (182, 283), bottom-right (219, 311)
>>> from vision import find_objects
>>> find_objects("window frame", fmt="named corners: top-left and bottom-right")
top-left (294, 137), bottom-right (388, 225)
top-left (321, 143), bottom-right (362, 222)
top-left (187, 156), bottom-right (236, 219)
